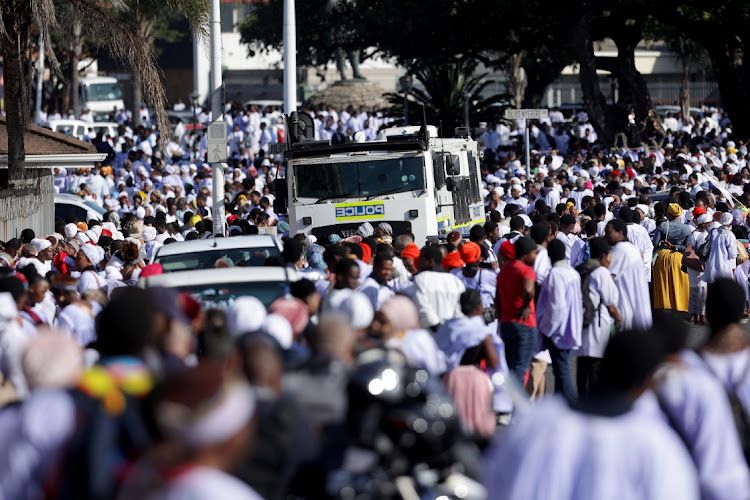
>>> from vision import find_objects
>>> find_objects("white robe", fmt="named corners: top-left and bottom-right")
top-left (78, 270), bottom-right (105, 296)
top-left (482, 396), bottom-right (699, 500)
top-left (575, 266), bottom-right (618, 358)
top-left (357, 277), bottom-right (395, 311)
top-left (434, 316), bottom-right (493, 371)
top-left (386, 329), bottom-right (446, 375)
top-left (686, 229), bottom-right (709, 288)
top-left (536, 262), bottom-right (582, 350)
top-left (735, 259), bottom-right (750, 307)
top-left (704, 227), bottom-right (737, 283)
top-left (556, 232), bottom-right (586, 267)
top-left (653, 352), bottom-right (750, 500)
top-left (533, 246), bottom-right (551, 286)
top-left (152, 465), bottom-right (264, 500)
top-left (451, 267), bottom-right (497, 308)
top-left (626, 223), bottom-right (654, 283)
top-left (0, 389), bottom-right (77, 500)
top-left (609, 241), bottom-right (652, 330)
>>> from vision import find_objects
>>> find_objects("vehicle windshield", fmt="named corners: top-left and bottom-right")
top-left (86, 83), bottom-right (123, 101)
top-left (294, 156), bottom-right (424, 199)
top-left (174, 281), bottom-right (290, 309)
top-left (154, 247), bottom-right (282, 272)
top-left (83, 200), bottom-right (107, 215)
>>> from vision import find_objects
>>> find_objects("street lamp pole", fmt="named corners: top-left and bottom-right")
top-left (462, 91), bottom-right (470, 131)
top-left (189, 91), bottom-right (200, 161)
top-left (399, 75), bottom-right (412, 126)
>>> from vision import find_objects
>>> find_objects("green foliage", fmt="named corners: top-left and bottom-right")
top-left (384, 58), bottom-right (509, 132)
top-left (239, 0), bottom-right (350, 69)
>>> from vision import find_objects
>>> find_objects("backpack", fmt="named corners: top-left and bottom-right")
top-left (575, 258), bottom-right (600, 328)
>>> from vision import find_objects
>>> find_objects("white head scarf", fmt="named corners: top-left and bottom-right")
top-left (81, 244), bottom-right (105, 266)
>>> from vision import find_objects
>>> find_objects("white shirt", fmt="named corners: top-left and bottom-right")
top-left (413, 270), bottom-right (466, 329)
top-left (575, 266), bottom-right (618, 358)
top-left (536, 261), bottom-right (582, 350)
top-left (154, 466), bottom-right (264, 500)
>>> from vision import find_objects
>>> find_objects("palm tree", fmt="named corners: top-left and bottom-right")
top-left (384, 58), bottom-right (508, 134)
top-left (0, 0), bottom-right (208, 180)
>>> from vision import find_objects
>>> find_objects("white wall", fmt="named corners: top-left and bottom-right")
top-left (0, 171), bottom-right (53, 242)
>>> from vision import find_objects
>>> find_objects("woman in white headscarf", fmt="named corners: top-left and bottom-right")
top-left (75, 244), bottom-right (106, 295)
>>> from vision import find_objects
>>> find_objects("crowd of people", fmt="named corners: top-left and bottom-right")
top-left (2, 101), bottom-right (750, 498)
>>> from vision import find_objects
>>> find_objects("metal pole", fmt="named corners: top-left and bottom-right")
top-left (525, 122), bottom-right (531, 178)
top-left (462, 92), bottom-right (469, 131)
top-left (403, 91), bottom-right (408, 126)
top-left (35, 32), bottom-right (44, 125)
top-left (283, 0), bottom-right (296, 116)
top-left (210, 0), bottom-right (225, 236)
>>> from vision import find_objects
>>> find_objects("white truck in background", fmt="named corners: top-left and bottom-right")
top-left (78, 76), bottom-right (125, 120)
top-left (273, 112), bottom-right (486, 246)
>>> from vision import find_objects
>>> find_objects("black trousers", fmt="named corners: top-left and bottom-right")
top-left (577, 356), bottom-right (602, 397)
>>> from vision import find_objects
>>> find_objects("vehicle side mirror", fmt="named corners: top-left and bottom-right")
top-left (446, 177), bottom-right (457, 191)
top-left (433, 155), bottom-right (446, 189)
top-left (446, 154), bottom-right (460, 175)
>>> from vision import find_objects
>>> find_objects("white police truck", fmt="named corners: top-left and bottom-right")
top-left (272, 113), bottom-right (485, 245)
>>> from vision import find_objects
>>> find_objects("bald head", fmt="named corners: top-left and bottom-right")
top-left (242, 337), bottom-right (283, 395)
top-left (312, 314), bottom-right (355, 366)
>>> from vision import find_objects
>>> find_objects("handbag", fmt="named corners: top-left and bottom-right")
top-left (682, 244), bottom-right (705, 272)
top-left (738, 240), bottom-right (749, 265)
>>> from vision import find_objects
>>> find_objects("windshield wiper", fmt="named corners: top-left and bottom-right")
top-left (365, 186), bottom-right (422, 201)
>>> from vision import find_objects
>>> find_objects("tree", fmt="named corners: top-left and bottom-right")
top-left (0, 0), bottom-right (207, 180)
top-left (119, 0), bottom-right (209, 126)
top-left (383, 58), bottom-right (508, 132)
top-left (645, 18), bottom-right (710, 130)
top-left (650, 0), bottom-right (750, 138)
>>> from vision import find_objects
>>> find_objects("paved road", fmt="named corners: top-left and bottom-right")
top-left (543, 317), bottom-right (719, 395)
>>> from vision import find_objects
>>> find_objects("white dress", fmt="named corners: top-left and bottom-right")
top-left (609, 241), bottom-right (652, 331)
top-left (703, 227), bottom-right (737, 283)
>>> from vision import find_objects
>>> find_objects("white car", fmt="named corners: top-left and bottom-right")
top-left (152, 234), bottom-right (283, 272)
top-left (54, 193), bottom-right (105, 223)
top-left (139, 267), bottom-right (298, 309)
top-left (43, 119), bottom-right (90, 140)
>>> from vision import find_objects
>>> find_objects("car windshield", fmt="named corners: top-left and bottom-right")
top-left (175, 281), bottom-right (290, 309)
top-left (154, 247), bottom-right (282, 272)
top-left (86, 83), bottom-right (123, 101)
top-left (294, 156), bottom-right (424, 199)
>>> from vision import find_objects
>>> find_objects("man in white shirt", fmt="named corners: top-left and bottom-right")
top-left (358, 252), bottom-right (396, 310)
top-left (413, 245), bottom-right (466, 330)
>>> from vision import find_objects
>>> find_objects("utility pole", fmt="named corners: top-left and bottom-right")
top-left (210, 0), bottom-right (225, 236)
top-left (283, 0), bottom-right (297, 115)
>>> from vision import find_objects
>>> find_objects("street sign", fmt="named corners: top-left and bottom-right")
top-left (207, 121), bottom-right (228, 163)
top-left (504, 108), bottom-right (549, 120)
